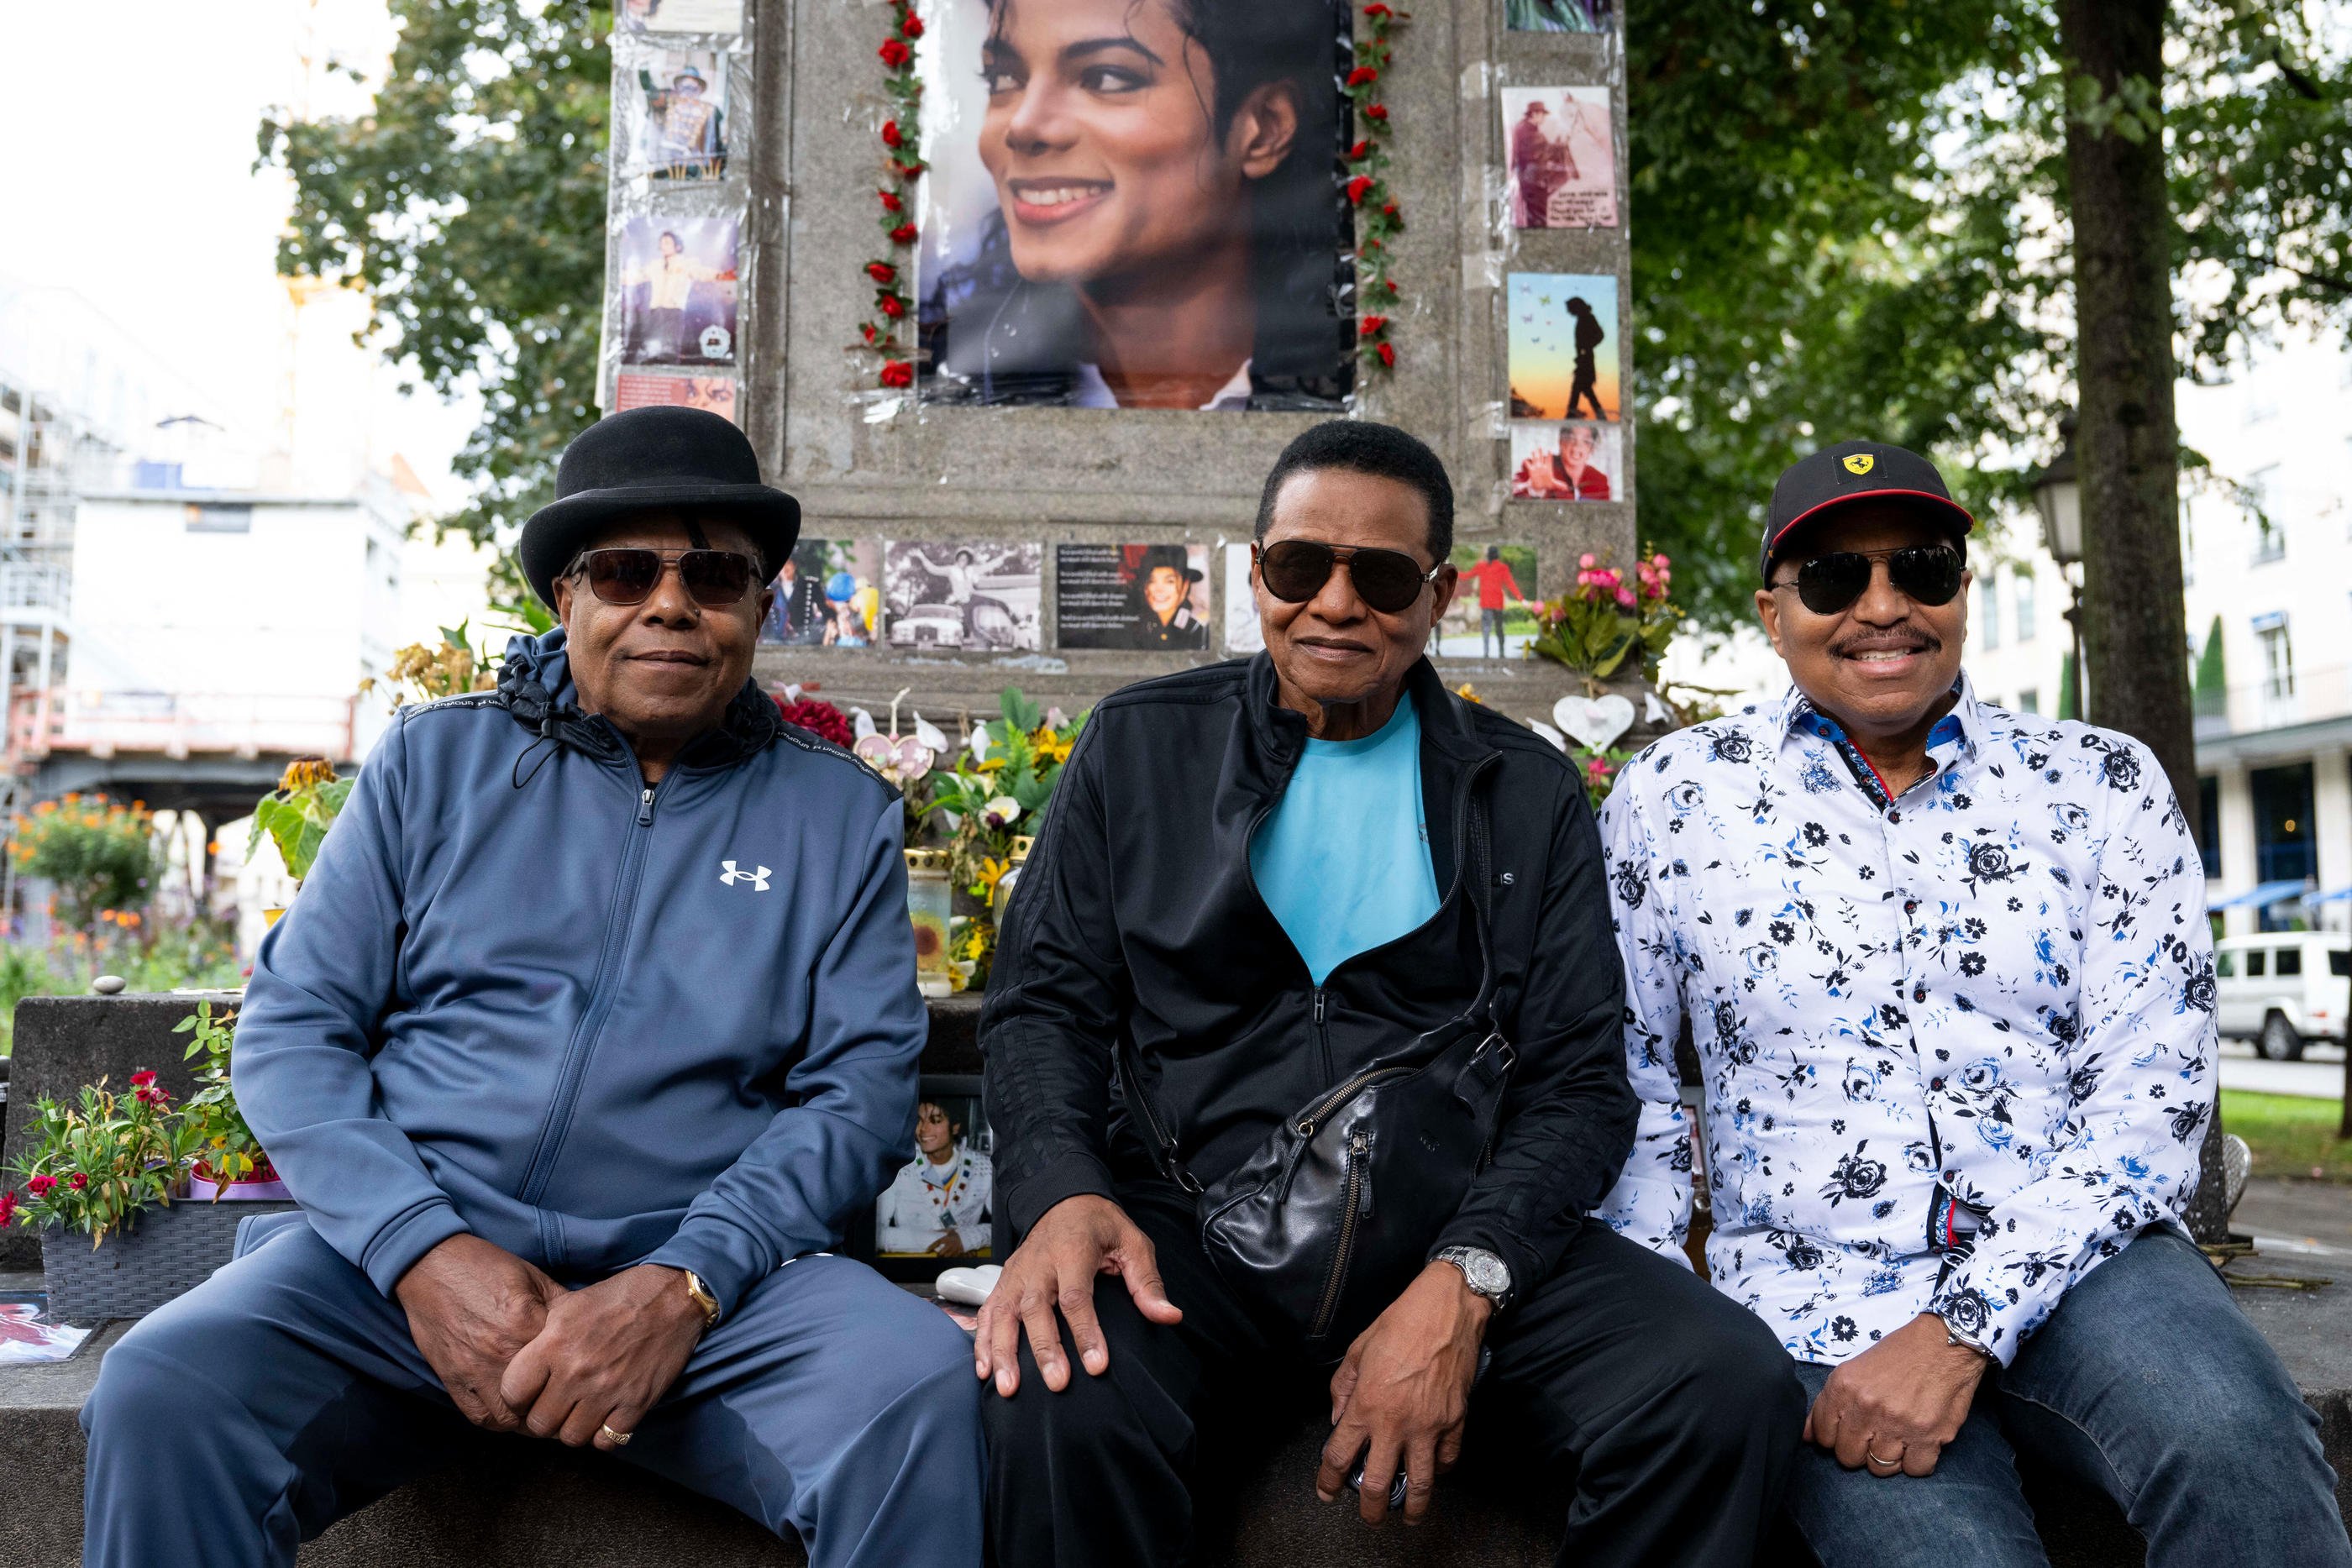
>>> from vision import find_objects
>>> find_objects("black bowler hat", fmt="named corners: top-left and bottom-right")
top-left (1134, 543), bottom-right (1204, 585)
top-left (519, 405), bottom-right (801, 607)
top-left (1759, 438), bottom-right (1975, 581)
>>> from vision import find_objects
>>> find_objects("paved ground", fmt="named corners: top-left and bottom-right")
top-left (2235, 1177), bottom-right (2352, 1260)
top-left (2218, 1038), bottom-right (2348, 1100)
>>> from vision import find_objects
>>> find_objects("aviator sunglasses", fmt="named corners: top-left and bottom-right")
top-left (1256, 539), bottom-right (1443, 615)
top-left (578, 547), bottom-right (759, 607)
top-left (1770, 545), bottom-right (1964, 616)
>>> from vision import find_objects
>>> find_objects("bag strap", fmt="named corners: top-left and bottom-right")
top-left (1115, 768), bottom-right (1508, 1196)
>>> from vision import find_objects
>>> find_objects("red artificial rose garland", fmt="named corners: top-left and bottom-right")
top-left (1344, 4), bottom-right (1408, 371)
top-left (859, 1), bottom-right (926, 388)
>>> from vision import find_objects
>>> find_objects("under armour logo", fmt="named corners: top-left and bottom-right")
top-left (719, 859), bottom-right (771, 892)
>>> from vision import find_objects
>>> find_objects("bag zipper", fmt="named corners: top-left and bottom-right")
top-left (1311, 1126), bottom-right (1375, 1339)
top-left (1294, 1064), bottom-right (1414, 1138)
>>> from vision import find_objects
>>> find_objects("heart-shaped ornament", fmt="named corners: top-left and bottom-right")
top-left (1553, 694), bottom-right (1635, 752)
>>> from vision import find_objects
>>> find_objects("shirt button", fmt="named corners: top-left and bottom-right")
top-left (1888, 810), bottom-right (1902, 824)
top-left (1931, 1078), bottom-right (1944, 1091)
top-left (1904, 899), bottom-right (1919, 915)
top-left (1914, 985), bottom-right (1928, 1002)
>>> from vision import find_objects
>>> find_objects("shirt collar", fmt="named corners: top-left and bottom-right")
top-left (1770, 669), bottom-right (1985, 763)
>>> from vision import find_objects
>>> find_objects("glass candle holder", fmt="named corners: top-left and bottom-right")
top-left (905, 848), bottom-right (953, 995)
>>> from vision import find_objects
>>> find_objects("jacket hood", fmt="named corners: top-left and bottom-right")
top-left (494, 627), bottom-right (782, 775)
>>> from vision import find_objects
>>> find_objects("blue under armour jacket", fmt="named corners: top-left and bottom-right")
top-left (233, 630), bottom-right (926, 1319)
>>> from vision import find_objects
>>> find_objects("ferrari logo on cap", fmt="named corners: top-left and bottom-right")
top-left (1842, 454), bottom-right (1875, 475)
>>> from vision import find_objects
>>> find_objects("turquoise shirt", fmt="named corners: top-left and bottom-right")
top-left (1249, 698), bottom-right (1441, 984)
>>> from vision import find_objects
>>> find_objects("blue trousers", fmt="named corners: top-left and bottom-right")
top-left (80, 1216), bottom-right (983, 1568)
top-left (1785, 1229), bottom-right (2350, 1568)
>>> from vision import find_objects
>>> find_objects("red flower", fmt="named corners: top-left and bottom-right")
top-left (879, 360), bottom-right (914, 389)
top-left (881, 119), bottom-right (903, 149)
top-left (890, 221), bottom-right (918, 243)
top-left (861, 323), bottom-right (879, 343)
top-left (1345, 66), bottom-right (1378, 87)
top-left (879, 38), bottom-right (911, 67)
top-left (0, 1189), bottom-right (14, 1227)
top-left (1349, 139), bottom-right (1370, 160)
top-left (1360, 314), bottom-right (1388, 335)
top-left (1364, 3), bottom-right (1394, 17)
top-left (1365, 103), bottom-right (1389, 123)
top-left (774, 697), bottom-right (854, 747)
top-left (879, 190), bottom-right (903, 212)
top-left (879, 295), bottom-right (906, 318)
top-left (895, 160), bottom-right (927, 180)
top-left (1382, 203), bottom-right (1399, 218)
top-left (866, 261), bottom-right (898, 284)
top-left (131, 1070), bottom-right (157, 1088)
top-left (1347, 176), bottom-right (1374, 206)
top-left (1378, 342), bottom-right (1396, 367)
top-left (26, 1174), bottom-right (55, 1198)
top-left (69, 1174), bottom-right (87, 1192)
top-left (900, 13), bottom-right (924, 37)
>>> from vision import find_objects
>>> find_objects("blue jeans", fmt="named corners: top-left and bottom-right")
top-left (1785, 1229), bottom-right (2349, 1568)
top-left (81, 1215), bottom-right (984, 1568)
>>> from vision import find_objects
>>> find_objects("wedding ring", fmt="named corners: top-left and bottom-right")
top-left (600, 1424), bottom-right (633, 1448)
top-left (1866, 1447), bottom-right (1902, 1468)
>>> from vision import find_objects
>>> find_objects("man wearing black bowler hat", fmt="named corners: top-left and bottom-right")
top-left (80, 406), bottom-right (984, 1568)
top-left (1595, 438), bottom-right (2351, 1566)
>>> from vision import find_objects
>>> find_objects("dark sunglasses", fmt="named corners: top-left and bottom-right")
top-left (579, 548), bottom-right (759, 607)
top-left (1256, 539), bottom-right (1442, 615)
top-left (1770, 546), bottom-right (1963, 616)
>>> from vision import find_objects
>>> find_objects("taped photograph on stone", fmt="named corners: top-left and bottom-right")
top-left (614, 216), bottom-right (739, 366)
top-left (883, 542), bottom-right (1043, 652)
top-left (626, 48), bottom-right (729, 182)
top-left (1433, 544), bottom-right (1537, 659)
top-left (1054, 543), bottom-right (1210, 650)
top-left (1508, 271), bottom-right (1620, 422)
top-left (1504, 0), bottom-right (1614, 32)
top-left (1501, 87), bottom-right (1615, 230)
top-left (617, 0), bottom-right (743, 34)
top-left (913, 0), bottom-right (1356, 410)
top-left (763, 539), bottom-right (883, 648)
top-left (1223, 542), bottom-right (1264, 655)
top-left (613, 371), bottom-right (740, 424)
top-left (1509, 420), bottom-right (1620, 501)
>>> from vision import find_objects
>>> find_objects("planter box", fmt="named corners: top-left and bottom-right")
top-left (186, 1175), bottom-right (291, 1202)
top-left (41, 1200), bottom-right (298, 1321)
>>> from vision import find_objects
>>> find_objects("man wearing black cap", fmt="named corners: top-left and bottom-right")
top-left (1593, 439), bottom-right (2351, 1566)
top-left (80, 406), bottom-right (984, 1568)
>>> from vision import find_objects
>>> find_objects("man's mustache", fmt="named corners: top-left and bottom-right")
top-left (1830, 630), bottom-right (1939, 657)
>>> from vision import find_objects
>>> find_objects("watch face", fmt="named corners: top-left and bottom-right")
top-left (1467, 1256), bottom-right (1508, 1295)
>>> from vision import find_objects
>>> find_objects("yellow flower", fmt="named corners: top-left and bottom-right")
top-left (974, 857), bottom-right (1008, 899)
top-left (279, 758), bottom-right (339, 792)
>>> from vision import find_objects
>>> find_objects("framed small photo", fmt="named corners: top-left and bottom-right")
top-left (856, 1075), bottom-right (996, 1284)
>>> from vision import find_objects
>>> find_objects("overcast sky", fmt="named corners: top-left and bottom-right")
top-left (0, 0), bottom-right (482, 506)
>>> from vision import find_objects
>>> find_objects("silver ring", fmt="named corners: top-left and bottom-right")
top-left (1866, 1446), bottom-right (1902, 1468)
top-left (600, 1424), bottom-right (633, 1448)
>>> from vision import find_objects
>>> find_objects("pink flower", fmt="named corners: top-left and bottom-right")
top-left (1616, 587), bottom-right (1636, 607)
top-left (1652, 553), bottom-right (1669, 568)
top-left (69, 1174), bottom-right (87, 1192)
top-left (0, 1189), bottom-right (16, 1226)
top-left (26, 1174), bottom-right (55, 1198)
top-left (1579, 553), bottom-right (1596, 569)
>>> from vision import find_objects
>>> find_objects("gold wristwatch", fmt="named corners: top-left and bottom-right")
top-left (683, 1269), bottom-right (722, 1331)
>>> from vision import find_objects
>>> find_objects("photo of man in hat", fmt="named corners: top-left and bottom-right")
top-left (80, 405), bottom-right (984, 1568)
top-left (1129, 544), bottom-right (1209, 651)
top-left (638, 52), bottom-right (726, 180)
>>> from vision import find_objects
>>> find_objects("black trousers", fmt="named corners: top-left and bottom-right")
top-left (983, 1181), bottom-right (1803, 1568)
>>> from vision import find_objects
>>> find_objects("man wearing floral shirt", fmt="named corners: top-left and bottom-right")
top-left (1596, 439), bottom-right (2351, 1566)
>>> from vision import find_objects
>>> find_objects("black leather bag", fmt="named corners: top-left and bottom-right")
top-left (1117, 795), bottom-right (1516, 1357)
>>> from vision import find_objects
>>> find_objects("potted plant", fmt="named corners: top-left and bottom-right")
top-left (4, 1054), bottom-right (295, 1319)
top-left (175, 1003), bottom-right (287, 1200)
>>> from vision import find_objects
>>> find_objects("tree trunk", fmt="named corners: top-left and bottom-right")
top-left (2060, 0), bottom-right (2229, 1240)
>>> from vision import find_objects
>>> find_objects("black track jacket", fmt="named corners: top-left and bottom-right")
top-left (980, 654), bottom-right (1636, 1300)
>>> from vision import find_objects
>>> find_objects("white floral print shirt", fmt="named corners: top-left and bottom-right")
top-left (1593, 677), bottom-right (2216, 1366)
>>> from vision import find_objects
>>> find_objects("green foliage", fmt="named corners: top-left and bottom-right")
top-left (0, 946), bottom-right (68, 1056)
top-left (924, 690), bottom-right (1088, 989)
top-left (259, 0), bottom-right (612, 553)
top-left (2219, 1089), bottom-right (2352, 1184)
top-left (176, 1004), bottom-right (273, 1188)
top-left (9, 795), bottom-right (159, 931)
top-left (5, 1079), bottom-right (202, 1244)
top-left (2194, 615), bottom-right (2228, 697)
top-left (249, 761), bottom-right (354, 885)
top-left (1628, 3), bottom-right (2352, 638)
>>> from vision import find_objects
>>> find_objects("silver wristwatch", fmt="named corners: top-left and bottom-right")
top-left (1434, 1245), bottom-right (1513, 1309)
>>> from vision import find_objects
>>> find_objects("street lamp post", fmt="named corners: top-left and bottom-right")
top-left (2031, 417), bottom-right (2085, 722)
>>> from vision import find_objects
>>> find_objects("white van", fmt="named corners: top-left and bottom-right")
top-left (2214, 932), bottom-right (2350, 1061)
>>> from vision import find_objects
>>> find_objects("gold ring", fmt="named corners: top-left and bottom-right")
top-left (1866, 1447), bottom-right (1902, 1467)
top-left (600, 1424), bottom-right (633, 1448)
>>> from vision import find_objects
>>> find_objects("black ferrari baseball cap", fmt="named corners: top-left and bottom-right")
top-left (1759, 439), bottom-right (1977, 581)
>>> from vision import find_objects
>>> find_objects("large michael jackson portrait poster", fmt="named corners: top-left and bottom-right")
top-left (914, 0), bottom-right (1356, 411)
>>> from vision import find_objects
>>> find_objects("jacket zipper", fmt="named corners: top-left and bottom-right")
top-left (514, 767), bottom-right (671, 1209)
top-left (1313, 987), bottom-right (1331, 1083)
top-left (1311, 1126), bottom-right (1375, 1339)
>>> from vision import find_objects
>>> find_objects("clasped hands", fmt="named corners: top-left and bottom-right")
top-left (973, 1195), bottom-right (1488, 1527)
top-left (394, 1233), bottom-right (707, 1453)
